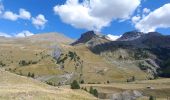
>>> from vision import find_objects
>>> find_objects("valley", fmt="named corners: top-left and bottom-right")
top-left (0, 0), bottom-right (170, 99)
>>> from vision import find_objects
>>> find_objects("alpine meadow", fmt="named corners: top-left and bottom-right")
top-left (0, 0), bottom-right (170, 100)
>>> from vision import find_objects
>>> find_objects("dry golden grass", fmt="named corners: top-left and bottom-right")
top-left (0, 69), bottom-right (96, 100)
top-left (81, 78), bottom-right (170, 99)
top-left (0, 33), bottom-right (153, 84)
top-left (61, 45), bottom-right (150, 83)
top-left (0, 33), bottom-right (170, 100)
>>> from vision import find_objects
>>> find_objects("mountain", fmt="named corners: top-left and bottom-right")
top-left (117, 31), bottom-right (164, 42)
top-left (69, 30), bottom-right (170, 78)
top-left (90, 31), bottom-right (169, 51)
top-left (21, 32), bottom-right (74, 45)
top-left (72, 31), bottom-right (110, 47)
top-left (1, 31), bottom-right (170, 82)
top-left (72, 31), bottom-right (97, 45)
top-left (0, 31), bottom-right (151, 85)
top-left (0, 31), bottom-right (170, 100)
top-left (117, 31), bottom-right (145, 41)
top-left (89, 31), bottom-right (170, 77)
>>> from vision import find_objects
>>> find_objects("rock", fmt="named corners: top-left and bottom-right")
top-left (111, 90), bottom-right (142, 100)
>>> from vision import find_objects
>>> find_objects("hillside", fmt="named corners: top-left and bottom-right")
top-left (88, 31), bottom-right (170, 78)
top-left (0, 32), bottom-right (151, 86)
top-left (1, 68), bottom-right (169, 100)
top-left (0, 31), bottom-right (170, 100)
top-left (82, 78), bottom-right (170, 100)
top-left (0, 69), bottom-right (96, 100)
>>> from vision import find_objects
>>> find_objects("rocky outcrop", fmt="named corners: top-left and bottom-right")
top-left (111, 90), bottom-right (142, 100)
top-left (72, 31), bottom-right (97, 45)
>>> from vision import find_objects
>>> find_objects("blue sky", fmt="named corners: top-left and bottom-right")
top-left (0, 0), bottom-right (170, 39)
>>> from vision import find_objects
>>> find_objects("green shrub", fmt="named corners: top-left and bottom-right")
top-left (19, 60), bottom-right (38, 66)
top-left (31, 73), bottom-right (35, 78)
top-left (127, 76), bottom-right (135, 82)
top-left (46, 81), bottom-right (56, 86)
top-left (89, 86), bottom-right (98, 97)
top-left (19, 60), bottom-right (27, 66)
top-left (89, 86), bottom-right (94, 94)
top-left (84, 87), bottom-right (87, 91)
top-left (28, 72), bottom-right (31, 77)
top-left (28, 72), bottom-right (35, 78)
top-left (149, 96), bottom-right (155, 100)
top-left (132, 76), bottom-right (135, 81)
top-left (80, 80), bottom-right (84, 84)
top-left (93, 89), bottom-right (98, 97)
top-left (71, 80), bottom-right (80, 89)
top-left (0, 61), bottom-right (6, 67)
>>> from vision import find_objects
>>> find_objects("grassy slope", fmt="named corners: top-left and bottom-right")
top-left (0, 33), bottom-right (150, 84)
top-left (82, 78), bottom-right (170, 99)
top-left (0, 33), bottom-right (170, 100)
top-left (61, 45), bottom-right (150, 83)
top-left (0, 69), bottom-right (96, 100)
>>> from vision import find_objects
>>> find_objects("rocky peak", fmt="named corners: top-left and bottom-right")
top-left (146, 32), bottom-right (162, 37)
top-left (117, 31), bottom-right (144, 41)
top-left (72, 31), bottom-right (97, 45)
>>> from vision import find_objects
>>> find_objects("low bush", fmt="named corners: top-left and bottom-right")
top-left (71, 80), bottom-right (80, 89)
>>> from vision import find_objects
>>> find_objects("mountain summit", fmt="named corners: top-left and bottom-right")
top-left (72, 31), bottom-right (110, 46)
top-left (117, 31), bottom-right (163, 41)
top-left (72, 31), bottom-right (97, 45)
top-left (117, 31), bottom-right (144, 41)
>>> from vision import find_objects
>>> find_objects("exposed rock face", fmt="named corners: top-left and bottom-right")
top-left (71, 30), bottom-right (170, 78)
top-left (74, 31), bottom-right (170, 77)
top-left (98, 90), bottom-right (143, 100)
top-left (52, 46), bottom-right (62, 60)
top-left (111, 90), bottom-right (142, 100)
top-left (72, 31), bottom-right (97, 45)
top-left (117, 31), bottom-right (163, 42)
top-left (118, 31), bottom-right (144, 41)
top-left (72, 31), bottom-right (110, 46)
